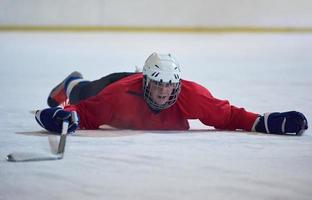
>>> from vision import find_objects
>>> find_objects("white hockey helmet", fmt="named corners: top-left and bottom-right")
top-left (142, 52), bottom-right (182, 111)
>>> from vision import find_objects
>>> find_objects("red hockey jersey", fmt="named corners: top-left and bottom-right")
top-left (65, 73), bottom-right (259, 131)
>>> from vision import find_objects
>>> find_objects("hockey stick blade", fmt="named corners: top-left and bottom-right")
top-left (6, 120), bottom-right (69, 162)
top-left (6, 152), bottom-right (62, 162)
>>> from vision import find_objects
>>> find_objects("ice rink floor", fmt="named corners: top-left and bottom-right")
top-left (0, 32), bottom-right (312, 200)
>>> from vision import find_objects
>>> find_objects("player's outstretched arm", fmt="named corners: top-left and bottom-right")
top-left (35, 107), bottom-right (79, 134)
top-left (252, 111), bottom-right (308, 135)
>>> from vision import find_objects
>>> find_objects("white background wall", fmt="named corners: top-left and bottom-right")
top-left (0, 0), bottom-right (312, 27)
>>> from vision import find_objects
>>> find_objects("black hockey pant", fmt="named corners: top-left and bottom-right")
top-left (69, 72), bottom-right (136, 105)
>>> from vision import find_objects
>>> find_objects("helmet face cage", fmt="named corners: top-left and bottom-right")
top-left (143, 76), bottom-right (181, 111)
top-left (142, 53), bottom-right (182, 111)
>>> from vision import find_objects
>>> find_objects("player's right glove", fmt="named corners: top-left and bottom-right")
top-left (35, 107), bottom-right (79, 134)
top-left (253, 111), bottom-right (308, 135)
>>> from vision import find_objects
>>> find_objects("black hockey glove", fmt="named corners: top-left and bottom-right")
top-left (35, 107), bottom-right (79, 134)
top-left (253, 111), bottom-right (308, 135)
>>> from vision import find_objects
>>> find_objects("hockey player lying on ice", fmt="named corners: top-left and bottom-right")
top-left (35, 52), bottom-right (308, 135)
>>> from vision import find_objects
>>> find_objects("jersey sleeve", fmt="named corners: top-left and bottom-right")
top-left (64, 90), bottom-right (116, 129)
top-left (179, 80), bottom-right (259, 131)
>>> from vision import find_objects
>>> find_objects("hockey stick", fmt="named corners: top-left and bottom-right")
top-left (6, 120), bottom-right (69, 162)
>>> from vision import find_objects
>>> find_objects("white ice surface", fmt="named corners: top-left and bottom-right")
top-left (0, 32), bottom-right (312, 200)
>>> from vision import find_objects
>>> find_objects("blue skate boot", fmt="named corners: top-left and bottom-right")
top-left (47, 71), bottom-right (83, 107)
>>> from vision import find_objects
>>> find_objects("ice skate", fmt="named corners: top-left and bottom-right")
top-left (47, 71), bottom-right (83, 107)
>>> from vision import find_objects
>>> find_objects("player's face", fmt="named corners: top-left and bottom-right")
top-left (149, 80), bottom-right (176, 105)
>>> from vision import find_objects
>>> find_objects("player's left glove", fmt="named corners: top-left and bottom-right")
top-left (253, 111), bottom-right (308, 135)
top-left (35, 107), bottom-right (79, 134)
